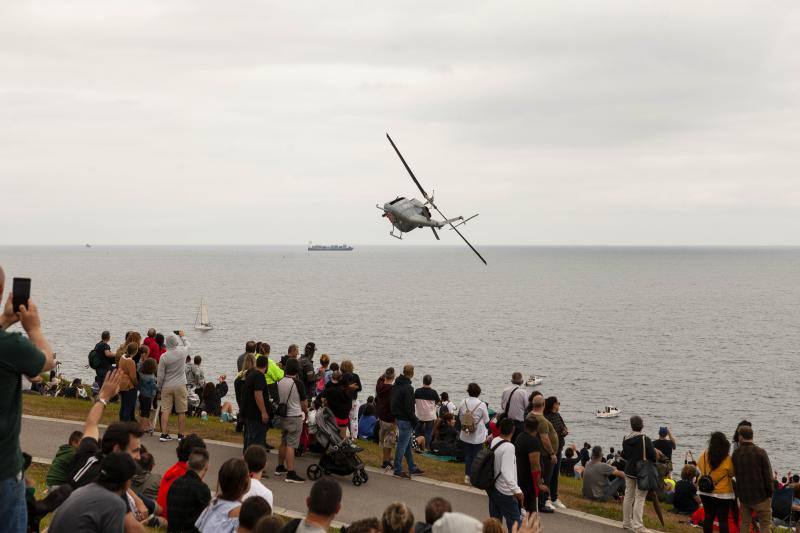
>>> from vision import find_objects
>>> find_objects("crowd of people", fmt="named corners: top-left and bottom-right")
top-left (1, 266), bottom-right (799, 532)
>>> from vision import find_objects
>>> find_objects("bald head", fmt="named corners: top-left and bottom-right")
top-left (532, 395), bottom-right (545, 411)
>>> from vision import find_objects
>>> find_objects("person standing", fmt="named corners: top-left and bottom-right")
top-left (279, 343), bottom-right (299, 369)
top-left (157, 333), bottom-right (190, 442)
top-left (340, 359), bottom-right (363, 439)
top-left (697, 432), bottom-right (736, 533)
top-left (185, 355), bottom-right (206, 393)
top-left (499, 373), bottom-right (528, 439)
top-left (515, 416), bottom-right (549, 514)
top-left (653, 426), bottom-right (677, 465)
top-left (390, 364), bottom-right (423, 479)
top-left (117, 342), bottom-right (139, 422)
top-left (237, 341), bottom-right (257, 372)
top-left (488, 418), bottom-right (523, 530)
top-left (731, 425), bottom-right (773, 533)
top-left (298, 342), bottom-right (317, 398)
top-left (414, 374), bottom-right (440, 452)
top-left (375, 368), bottom-right (397, 470)
top-left (529, 395), bottom-right (558, 511)
top-left (94, 330), bottom-right (115, 385)
top-left (544, 396), bottom-right (569, 509)
top-left (142, 328), bottom-right (160, 362)
top-left (621, 415), bottom-right (657, 533)
top-left (274, 358), bottom-right (308, 483)
top-left (241, 356), bottom-right (270, 451)
top-left (458, 383), bottom-right (490, 485)
top-left (0, 278), bottom-right (55, 533)
top-left (256, 343), bottom-right (283, 408)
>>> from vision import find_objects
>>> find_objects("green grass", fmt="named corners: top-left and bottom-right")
top-left (24, 395), bottom-right (697, 532)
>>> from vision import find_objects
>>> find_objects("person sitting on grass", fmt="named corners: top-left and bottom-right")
top-left (200, 376), bottom-right (235, 421)
top-left (46, 430), bottom-right (82, 491)
top-left (196, 458), bottom-right (250, 533)
top-left (582, 445), bottom-right (626, 502)
top-left (430, 413), bottom-right (462, 460)
top-left (166, 447), bottom-right (211, 533)
top-left (131, 446), bottom-right (160, 501)
top-left (237, 496), bottom-right (271, 533)
top-left (357, 402), bottom-right (378, 441)
top-left (242, 445), bottom-right (274, 509)
top-left (671, 464), bottom-right (701, 514)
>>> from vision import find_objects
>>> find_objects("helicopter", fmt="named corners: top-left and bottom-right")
top-left (378, 133), bottom-right (487, 265)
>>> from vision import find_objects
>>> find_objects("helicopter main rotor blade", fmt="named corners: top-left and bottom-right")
top-left (431, 227), bottom-right (440, 240)
top-left (432, 206), bottom-right (487, 265)
top-left (386, 133), bottom-right (430, 201)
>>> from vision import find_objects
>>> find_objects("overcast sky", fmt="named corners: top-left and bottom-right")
top-left (2, 1), bottom-right (799, 245)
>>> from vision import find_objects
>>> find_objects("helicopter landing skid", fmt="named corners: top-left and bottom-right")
top-left (389, 228), bottom-right (403, 240)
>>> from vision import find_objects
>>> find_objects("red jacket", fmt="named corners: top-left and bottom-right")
top-left (157, 461), bottom-right (187, 516)
top-left (143, 337), bottom-right (162, 362)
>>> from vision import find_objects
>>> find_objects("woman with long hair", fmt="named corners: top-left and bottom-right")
top-left (201, 378), bottom-right (235, 421)
top-left (732, 420), bottom-right (751, 451)
top-left (697, 431), bottom-right (736, 533)
top-left (234, 353), bottom-right (256, 411)
top-left (196, 458), bottom-right (250, 533)
top-left (117, 342), bottom-right (139, 421)
top-left (544, 396), bottom-right (569, 509)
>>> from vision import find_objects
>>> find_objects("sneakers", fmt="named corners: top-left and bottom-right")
top-left (177, 434), bottom-right (184, 441)
top-left (274, 465), bottom-right (287, 476)
top-left (393, 471), bottom-right (411, 479)
top-left (285, 471), bottom-right (305, 483)
top-left (464, 475), bottom-right (471, 485)
top-left (544, 500), bottom-right (555, 511)
top-left (381, 461), bottom-right (394, 470)
top-left (159, 434), bottom-right (172, 442)
top-left (410, 468), bottom-right (425, 476)
top-left (552, 499), bottom-right (567, 509)
top-left (539, 506), bottom-right (555, 514)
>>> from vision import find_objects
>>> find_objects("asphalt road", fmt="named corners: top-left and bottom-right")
top-left (21, 415), bottom-right (627, 531)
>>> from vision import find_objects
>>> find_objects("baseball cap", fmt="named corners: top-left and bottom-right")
top-left (97, 452), bottom-right (137, 484)
top-left (659, 427), bottom-right (668, 437)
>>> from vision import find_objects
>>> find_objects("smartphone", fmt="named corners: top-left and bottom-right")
top-left (12, 278), bottom-right (31, 313)
top-left (173, 330), bottom-right (180, 336)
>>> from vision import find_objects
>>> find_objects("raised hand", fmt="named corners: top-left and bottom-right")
top-left (99, 370), bottom-right (122, 401)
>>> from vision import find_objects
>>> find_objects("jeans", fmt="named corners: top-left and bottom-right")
top-left (548, 448), bottom-right (562, 501)
top-left (394, 419), bottom-right (416, 474)
top-left (119, 388), bottom-right (138, 421)
top-left (0, 474), bottom-right (26, 533)
top-left (416, 420), bottom-right (434, 450)
top-left (462, 442), bottom-right (483, 476)
top-left (244, 419), bottom-right (267, 452)
top-left (700, 495), bottom-right (733, 533)
top-left (622, 476), bottom-right (648, 532)
top-left (488, 488), bottom-right (521, 531)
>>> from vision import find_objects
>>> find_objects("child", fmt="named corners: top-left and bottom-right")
top-left (45, 430), bottom-right (82, 491)
top-left (139, 358), bottom-right (158, 435)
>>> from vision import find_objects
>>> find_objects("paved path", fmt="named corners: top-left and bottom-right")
top-left (21, 415), bottom-right (627, 531)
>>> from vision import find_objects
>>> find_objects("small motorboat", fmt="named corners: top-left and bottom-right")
top-left (596, 406), bottom-right (620, 418)
top-left (525, 374), bottom-right (543, 387)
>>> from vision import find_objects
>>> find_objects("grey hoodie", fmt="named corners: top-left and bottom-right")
top-left (157, 333), bottom-right (189, 390)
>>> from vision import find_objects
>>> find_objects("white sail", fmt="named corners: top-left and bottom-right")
top-left (200, 299), bottom-right (210, 325)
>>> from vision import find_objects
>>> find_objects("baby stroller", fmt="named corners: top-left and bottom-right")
top-left (306, 407), bottom-right (368, 486)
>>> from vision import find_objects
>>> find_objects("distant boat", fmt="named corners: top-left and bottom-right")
top-left (85, 243), bottom-right (91, 248)
top-left (194, 298), bottom-right (213, 331)
top-left (596, 406), bottom-right (620, 419)
top-left (525, 374), bottom-right (543, 387)
top-left (307, 243), bottom-right (353, 251)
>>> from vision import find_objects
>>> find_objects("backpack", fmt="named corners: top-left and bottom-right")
top-left (460, 399), bottom-right (479, 434)
top-left (281, 518), bottom-right (301, 533)
top-left (87, 349), bottom-right (102, 370)
top-left (469, 439), bottom-right (510, 490)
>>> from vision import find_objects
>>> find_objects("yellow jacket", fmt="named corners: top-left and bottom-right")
top-left (697, 451), bottom-right (735, 496)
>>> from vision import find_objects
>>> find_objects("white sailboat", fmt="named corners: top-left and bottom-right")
top-left (194, 298), bottom-right (213, 331)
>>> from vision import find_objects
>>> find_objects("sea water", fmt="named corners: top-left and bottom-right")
top-left (2, 245), bottom-right (797, 471)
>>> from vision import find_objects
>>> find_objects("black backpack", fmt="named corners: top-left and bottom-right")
top-left (87, 349), bottom-right (103, 370)
top-left (469, 439), bottom-right (510, 490)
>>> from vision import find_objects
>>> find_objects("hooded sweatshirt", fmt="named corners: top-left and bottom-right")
top-left (157, 334), bottom-right (189, 390)
top-left (390, 375), bottom-right (415, 422)
top-left (621, 431), bottom-right (656, 478)
top-left (46, 444), bottom-right (76, 486)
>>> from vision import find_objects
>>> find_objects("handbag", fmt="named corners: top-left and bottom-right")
top-left (636, 434), bottom-right (661, 491)
top-left (276, 379), bottom-right (295, 418)
top-left (697, 453), bottom-right (716, 493)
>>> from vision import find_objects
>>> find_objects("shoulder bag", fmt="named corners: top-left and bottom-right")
top-left (697, 453), bottom-right (717, 493)
top-left (636, 434), bottom-right (661, 491)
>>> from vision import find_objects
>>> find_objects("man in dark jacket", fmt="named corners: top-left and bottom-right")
top-left (298, 342), bottom-right (317, 398)
top-left (731, 426), bottom-right (773, 532)
top-left (375, 368), bottom-right (396, 469)
top-left (390, 364), bottom-right (423, 478)
top-left (620, 415), bottom-right (656, 533)
top-left (166, 447), bottom-right (211, 533)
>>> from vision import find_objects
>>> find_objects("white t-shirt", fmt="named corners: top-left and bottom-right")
top-left (491, 436), bottom-right (521, 496)
top-left (243, 478), bottom-right (274, 510)
top-left (458, 397), bottom-right (489, 444)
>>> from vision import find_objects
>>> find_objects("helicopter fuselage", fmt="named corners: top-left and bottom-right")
top-left (381, 197), bottom-right (442, 233)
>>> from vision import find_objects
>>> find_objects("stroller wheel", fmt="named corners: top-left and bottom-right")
top-left (307, 464), bottom-right (322, 480)
top-left (359, 470), bottom-right (368, 484)
top-left (352, 472), bottom-right (362, 486)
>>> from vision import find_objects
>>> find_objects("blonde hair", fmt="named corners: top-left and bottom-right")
top-left (381, 502), bottom-right (414, 533)
top-left (340, 359), bottom-right (354, 374)
top-left (482, 518), bottom-right (504, 533)
top-left (238, 353), bottom-right (256, 378)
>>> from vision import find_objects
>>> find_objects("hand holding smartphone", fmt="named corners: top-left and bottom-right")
top-left (12, 278), bottom-right (31, 313)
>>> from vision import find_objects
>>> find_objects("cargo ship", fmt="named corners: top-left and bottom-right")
top-left (307, 243), bottom-right (354, 251)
